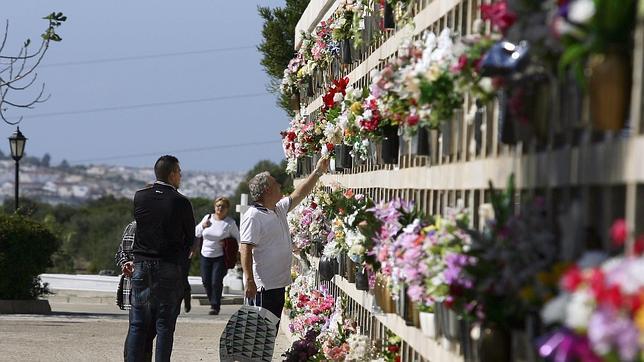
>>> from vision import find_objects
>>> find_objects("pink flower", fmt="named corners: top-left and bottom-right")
top-left (610, 219), bottom-right (628, 247)
top-left (480, 1), bottom-right (517, 35)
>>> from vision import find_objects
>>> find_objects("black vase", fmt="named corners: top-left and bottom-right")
top-left (289, 92), bottom-right (300, 111)
top-left (479, 325), bottom-right (511, 362)
top-left (403, 127), bottom-right (430, 156)
top-left (334, 144), bottom-right (353, 170)
top-left (383, 1), bottom-right (395, 29)
top-left (318, 256), bottom-right (338, 282)
top-left (341, 39), bottom-right (352, 65)
top-left (381, 125), bottom-right (399, 164)
top-left (306, 78), bottom-right (314, 97)
top-left (296, 156), bottom-right (312, 176)
top-left (355, 265), bottom-right (369, 291)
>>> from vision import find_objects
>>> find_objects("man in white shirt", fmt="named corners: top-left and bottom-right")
top-left (240, 156), bottom-right (329, 323)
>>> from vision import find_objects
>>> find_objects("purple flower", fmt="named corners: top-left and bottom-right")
top-left (587, 308), bottom-right (640, 361)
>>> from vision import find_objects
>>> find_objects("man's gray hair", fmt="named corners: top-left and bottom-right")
top-left (248, 171), bottom-right (271, 203)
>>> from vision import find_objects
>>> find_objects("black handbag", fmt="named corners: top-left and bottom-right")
top-left (318, 256), bottom-right (338, 282)
top-left (479, 41), bottom-right (530, 77)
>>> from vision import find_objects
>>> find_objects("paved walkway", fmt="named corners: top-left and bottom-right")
top-left (0, 301), bottom-right (291, 361)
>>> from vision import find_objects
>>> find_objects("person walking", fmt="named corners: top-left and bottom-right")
top-left (239, 156), bottom-right (329, 324)
top-left (126, 155), bottom-right (195, 362)
top-left (195, 197), bottom-right (240, 315)
top-left (115, 221), bottom-right (154, 362)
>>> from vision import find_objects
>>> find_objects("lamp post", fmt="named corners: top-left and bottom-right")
top-left (8, 127), bottom-right (27, 211)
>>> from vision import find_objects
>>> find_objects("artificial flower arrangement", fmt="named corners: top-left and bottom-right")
top-left (282, 114), bottom-right (323, 174)
top-left (331, 0), bottom-right (374, 48)
top-left (537, 220), bottom-right (644, 362)
top-left (552, 0), bottom-right (636, 80)
top-left (447, 176), bottom-right (559, 329)
top-left (384, 0), bottom-right (415, 28)
top-left (283, 273), bottom-right (387, 362)
top-left (288, 194), bottom-right (330, 255)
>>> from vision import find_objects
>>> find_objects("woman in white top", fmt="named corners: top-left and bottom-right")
top-left (195, 196), bottom-right (240, 315)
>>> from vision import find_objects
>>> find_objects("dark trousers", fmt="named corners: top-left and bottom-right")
top-left (126, 260), bottom-right (181, 362)
top-left (177, 257), bottom-right (191, 315)
top-left (255, 287), bottom-right (286, 330)
top-left (200, 255), bottom-right (226, 311)
top-left (123, 312), bottom-right (155, 362)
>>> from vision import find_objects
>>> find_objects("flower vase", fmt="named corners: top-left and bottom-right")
top-left (479, 325), bottom-right (511, 362)
top-left (383, 1), bottom-right (395, 29)
top-left (403, 296), bottom-right (420, 327)
top-left (374, 274), bottom-right (395, 313)
top-left (334, 144), bottom-right (352, 171)
top-left (337, 254), bottom-right (346, 278)
top-left (498, 89), bottom-right (517, 145)
top-left (312, 153), bottom-right (321, 170)
top-left (318, 255), bottom-right (338, 282)
top-left (341, 39), bottom-right (352, 65)
top-left (355, 265), bottom-right (369, 291)
top-left (440, 121), bottom-right (452, 157)
top-left (588, 50), bottom-right (631, 131)
top-left (443, 307), bottom-right (460, 340)
top-left (296, 156), bottom-right (312, 176)
top-left (289, 92), bottom-right (300, 111)
top-left (459, 319), bottom-right (476, 362)
top-left (346, 257), bottom-right (356, 283)
top-left (419, 312), bottom-right (437, 338)
top-left (403, 126), bottom-right (430, 156)
top-left (306, 77), bottom-right (314, 97)
top-left (380, 124), bottom-right (399, 164)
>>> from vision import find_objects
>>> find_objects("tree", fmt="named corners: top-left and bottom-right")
top-left (0, 12), bottom-right (66, 125)
top-left (41, 153), bottom-right (51, 167)
top-left (257, 0), bottom-right (310, 116)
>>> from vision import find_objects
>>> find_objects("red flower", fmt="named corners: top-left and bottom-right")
top-left (310, 202), bottom-right (318, 209)
top-left (597, 284), bottom-right (623, 309)
top-left (588, 268), bottom-right (605, 298)
top-left (480, 1), bottom-right (517, 35)
top-left (452, 54), bottom-right (468, 73)
top-left (326, 143), bottom-right (335, 153)
top-left (387, 345), bottom-right (399, 353)
top-left (610, 219), bottom-right (628, 246)
top-left (561, 265), bottom-right (583, 292)
top-left (407, 113), bottom-right (420, 126)
top-left (635, 235), bottom-right (644, 255)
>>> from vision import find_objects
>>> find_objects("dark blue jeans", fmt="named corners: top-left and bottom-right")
top-left (200, 255), bottom-right (226, 310)
top-left (255, 287), bottom-right (286, 331)
top-left (126, 260), bottom-right (181, 362)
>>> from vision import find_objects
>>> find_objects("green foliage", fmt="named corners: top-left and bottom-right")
top-left (41, 12), bottom-right (67, 42)
top-left (0, 213), bottom-right (60, 299)
top-left (257, 0), bottom-right (310, 116)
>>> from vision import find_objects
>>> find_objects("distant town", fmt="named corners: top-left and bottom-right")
top-left (0, 151), bottom-right (243, 204)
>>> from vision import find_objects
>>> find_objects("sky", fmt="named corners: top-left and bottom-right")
top-left (0, 1), bottom-right (289, 172)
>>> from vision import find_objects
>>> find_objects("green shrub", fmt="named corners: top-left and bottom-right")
top-left (0, 213), bottom-right (60, 299)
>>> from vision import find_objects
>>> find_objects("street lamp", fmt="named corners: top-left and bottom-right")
top-left (8, 127), bottom-right (27, 211)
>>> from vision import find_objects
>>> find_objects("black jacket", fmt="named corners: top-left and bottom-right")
top-left (132, 182), bottom-right (195, 264)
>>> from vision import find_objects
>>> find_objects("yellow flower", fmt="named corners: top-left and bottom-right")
top-left (635, 306), bottom-right (644, 336)
top-left (350, 102), bottom-right (363, 114)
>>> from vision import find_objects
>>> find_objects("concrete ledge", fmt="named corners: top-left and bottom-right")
top-left (0, 299), bottom-right (51, 314)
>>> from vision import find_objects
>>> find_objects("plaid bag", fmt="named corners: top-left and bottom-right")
top-left (116, 274), bottom-right (132, 310)
top-left (219, 300), bottom-right (279, 362)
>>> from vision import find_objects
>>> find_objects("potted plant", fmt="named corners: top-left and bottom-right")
top-left (554, 0), bottom-right (636, 131)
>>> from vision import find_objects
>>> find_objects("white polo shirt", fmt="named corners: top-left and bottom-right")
top-left (240, 197), bottom-right (292, 290)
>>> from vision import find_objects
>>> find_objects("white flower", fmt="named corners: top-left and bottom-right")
top-left (286, 159), bottom-right (298, 174)
top-left (333, 92), bottom-right (344, 103)
top-left (564, 289), bottom-right (593, 330)
top-left (478, 77), bottom-right (494, 94)
top-left (568, 0), bottom-right (595, 24)
top-left (540, 293), bottom-right (569, 325)
top-left (363, 109), bottom-right (373, 119)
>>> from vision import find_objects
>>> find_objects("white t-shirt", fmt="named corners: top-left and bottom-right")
top-left (240, 197), bottom-right (292, 290)
top-left (195, 215), bottom-right (240, 258)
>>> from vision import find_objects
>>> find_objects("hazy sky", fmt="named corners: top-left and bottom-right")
top-left (0, 1), bottom-right (288, 172)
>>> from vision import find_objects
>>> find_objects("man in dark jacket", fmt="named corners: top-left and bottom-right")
top-left (125, 155), bottom-right (195, 362)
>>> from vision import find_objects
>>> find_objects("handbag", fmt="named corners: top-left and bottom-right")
top-left (221, 237), bottom-right (239, 269)
top-left (116, 274), bottom-right (131, 310)
top-left (219, 297), bottom-right (279, 362)
top-left (479, 40), bottom-right (530, 77)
